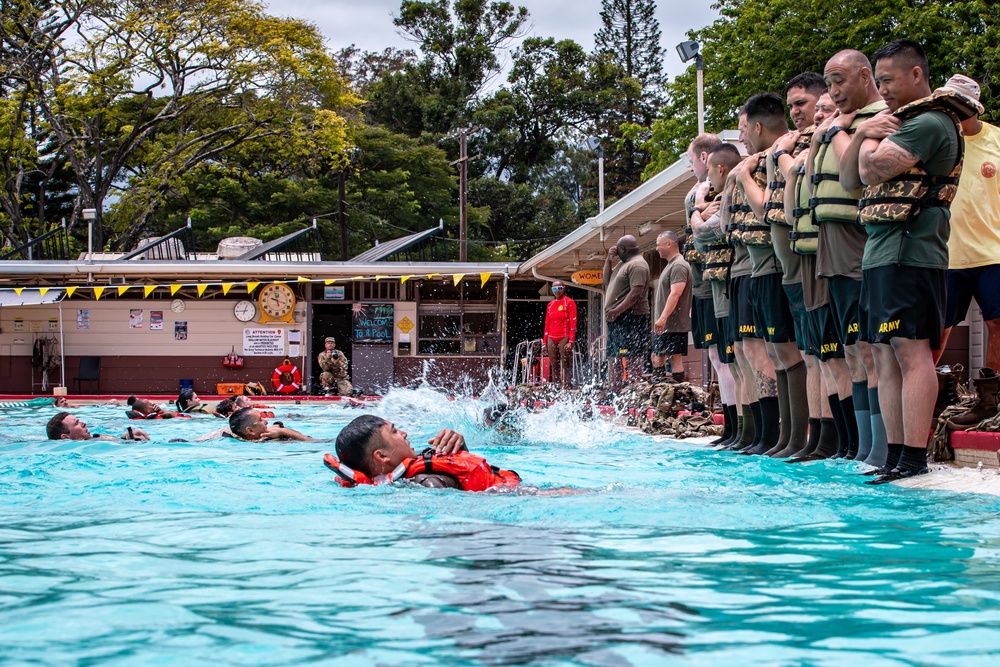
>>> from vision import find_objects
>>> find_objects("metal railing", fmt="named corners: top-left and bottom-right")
top-left (117, 219), bottom-right (196, 261)
top-left (234, 220), bottom-right (323, 262)
top-left (0, 221), bottom-right (70, 261)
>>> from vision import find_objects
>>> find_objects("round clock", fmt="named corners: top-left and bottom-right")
top-left (233, 300), bottom-right (257, 322)
top-left (258, 283), bottom-right (296, 320)
top-left (171, 298), bottom-right (186, 313)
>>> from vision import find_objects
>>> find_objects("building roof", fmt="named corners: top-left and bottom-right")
top-left (351, 226), bottom-right (443, 262)
top-left (518, 155), bottom-right (696, 283)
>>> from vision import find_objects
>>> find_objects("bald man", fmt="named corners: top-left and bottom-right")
top-left (603, 234), bottom-right (651, 390)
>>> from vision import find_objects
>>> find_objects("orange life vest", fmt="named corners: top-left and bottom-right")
top-left (323, 449), bottom-right (521, 492)
top-left (126, 410), bottom-right (190, 420)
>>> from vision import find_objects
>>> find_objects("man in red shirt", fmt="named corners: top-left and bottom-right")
top-left (543, 281), bottom-right (578, 389)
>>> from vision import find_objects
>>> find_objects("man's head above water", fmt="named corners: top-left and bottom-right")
top-left (336, 415), bottom-right (415, 478)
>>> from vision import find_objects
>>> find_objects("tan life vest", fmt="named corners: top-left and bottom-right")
top-left (857, 90), bottom-right (979, 226)
top-left (787, 129), bottom-right (819, 254)
top-left (734, 153), bottom-right (771, 246)
top-left (700, 194), bottom-right (733, 282)
top-left (810, 101), bottom-right (887, 223)
top-left (764, 130), bottom-right (813, 226)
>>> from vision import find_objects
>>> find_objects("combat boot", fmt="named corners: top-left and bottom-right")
top-left (947, 368), bottom-right (999, 430)
top-left (933, 364), bottom-right (962, 420)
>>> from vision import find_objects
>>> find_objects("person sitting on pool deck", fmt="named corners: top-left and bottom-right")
top-left (46, 411), bottom-right (149, 441)
top-left (327, 415), bottom-right (521, 491)
top-left (228, 407), bottom-right (314, 441)
top-left (126, 396), bottom-right (184, 419)
top-left (175, 389), bottom-right (213, 414)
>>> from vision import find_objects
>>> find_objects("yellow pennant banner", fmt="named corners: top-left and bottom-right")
top-left (480, 272), bottom-right (492, 288)
top-left (14, 288), bottom-right (22, 296)
top-left (170, 284), bottom-right (183, 295)
top-left (38, 288), bottom-right (49, 298)
top-left (246, 282), bottom-right (260, 294)
top-left (66, 286), bottom-right (77, 298)
top-left (93, 287), bottom-right (105, 300)
top-left (400, 275), bottom-right (413, 284)
top-left (197, 284), bottom-right (208, 297)
top-left (143, 285), bottom-right (157, 297)
top-left (117, 286), bottom-right (130, 296)
top-left (452, 274), bottom-right (465, 286)
top-left (221, 283), bottom-right (233, 295)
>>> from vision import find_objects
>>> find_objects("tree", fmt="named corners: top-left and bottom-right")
top-left (592, 0), bottom-right (666, 194)
top-left (644, 0), bottom-right (1000, 178)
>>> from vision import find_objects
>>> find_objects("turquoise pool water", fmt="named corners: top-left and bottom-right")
top-left (2, 388), bottom-right (1000, 666)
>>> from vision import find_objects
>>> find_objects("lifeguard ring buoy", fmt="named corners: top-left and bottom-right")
top-left (271, 358), bottom-right (301, 394)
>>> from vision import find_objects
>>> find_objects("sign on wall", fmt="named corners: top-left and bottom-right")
top-left (352, 303), bottom-right (394, 344)
top-left (243, 327), bottom-right (285, 356)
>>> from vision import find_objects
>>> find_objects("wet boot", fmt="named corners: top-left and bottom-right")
top-left (671, 371), bottom-right (687, 383)
top-left (947, 368), bottom-right (999, 430)
top-left (933, 365), bottom-right (962, 421)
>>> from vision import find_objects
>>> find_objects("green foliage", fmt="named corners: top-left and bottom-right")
top-left (645, 0), bottom-right (1000, 178)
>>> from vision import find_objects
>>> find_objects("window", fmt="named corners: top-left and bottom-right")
top-left (416, 281), bottom-right (500, 356)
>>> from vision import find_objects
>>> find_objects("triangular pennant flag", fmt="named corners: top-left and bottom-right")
top-left (39, 288), bottom-right (49, 298)
top-left (14, 288), bottom-right (22, 296)
top-left (480, 272), bottom-right (492, 288)
top-left (427, 273), bottom-right (441, 279)
top-left (197, 284), bottom-right (208, 297)
top-left (66, 286), bottom-right (77, 298)
top-left (324, 279), bottom-right (336, 285)
top-left (452, 273), bottom-right (465, 286)
top-left (93, 287), bottom-right (105, 300)
top-left (375, 275), bottom-right (387, 281)
top-left (273, 280), bottom-right (286, 284)
top-left (170, 284), bottom-right (183, 295)
top-left (246, 282), bottom-right (260, 293)
top-left (297, 276), bottom-right (311, 283)
top-left (221, 283), bottom-right (233, 295)
top-left (143, 285), bottom-right (157, 297)
top-left (351, 276), bottom-right (363, 281)
top-left (400, 275), bottom-right (413, 284)
top-left (117, 285), bottom-right (130, 296)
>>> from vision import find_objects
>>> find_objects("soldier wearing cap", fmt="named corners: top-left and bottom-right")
top-left (317, 336), bottom-right (353, 396)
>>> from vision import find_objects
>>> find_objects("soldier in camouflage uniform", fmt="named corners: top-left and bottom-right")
top-left (318, 336), bottom-right (353, 396)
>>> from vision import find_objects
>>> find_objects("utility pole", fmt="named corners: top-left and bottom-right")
top-left (458, 130), bottom-right (468, 262)
top-left (338, 169), bottom-right (348, 261)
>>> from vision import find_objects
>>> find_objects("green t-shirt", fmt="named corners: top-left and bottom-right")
top-left (729, 243), bottom-right (752, 278)
top-left (863, 110), bottom-right (960, 270)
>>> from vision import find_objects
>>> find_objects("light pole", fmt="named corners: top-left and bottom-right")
top-left (676, 40), bottom-right (705, 136)
top-left (82, 208), bottom-right (96, 262)
top-left (584, 136), bottom-right (605, 213)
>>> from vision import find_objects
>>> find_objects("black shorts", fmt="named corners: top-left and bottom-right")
top-left (946, 264), bottom-right (1000, 327)
top-left (692, 297), bottom-right (718, 350)
top-left (608, 313), bottom-right (651, 357)
top-left (749, 273), bottom-right (795, 343)
top-left (828, 276), bottom-right (862, 346)
top-left (716, 316), bottom-right (735, 364)
top-left (861, 266), bottom-right (946, 349)
top-left (808, 304), bottom-right (845, 360)
top-left (729, 275), bottom-right (759, 340)
top-left (652, 331), bottom-right (689, 356)
top-left (783, 282), bottom-right (808, 351)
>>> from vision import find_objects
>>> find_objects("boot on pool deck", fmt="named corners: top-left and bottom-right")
top-left (933, 364), bottom-right (963, 421)
top-left (947, 368), bottom-right (998, 430)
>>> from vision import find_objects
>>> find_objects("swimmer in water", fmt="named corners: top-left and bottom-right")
top-left (126, 396), bottom-right (181, 418)
top-left (46, 411), bottom-right (148, 441)
top-left (228, 407), bottom-right (314, 442)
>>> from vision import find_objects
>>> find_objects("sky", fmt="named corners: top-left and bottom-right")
top-left (264, 0), bottom-right (719, 81)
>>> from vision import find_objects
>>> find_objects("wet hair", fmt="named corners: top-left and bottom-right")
top-left (785, 72), bottom-right (827, 97)
top-left (744, 93), bottom-right (788, 132)
top-left (176, 389), bottom-right (195, 412)
top-left (707, 143), bottom-right (742, 169)
top-left (335, 415), bottom-right (388, 477)
top-left (127, 395), bottom-right (138, 407)
top-left (873, 39), bottom-right (929, 82)
top-left (688, 133), bottom-right (723, 157)
top-left (46, 411), bottom-right (71, 439)
top-left (215, 397), bottom-right (237, 417)
top-left (229, 407), bottom-right (260, 439)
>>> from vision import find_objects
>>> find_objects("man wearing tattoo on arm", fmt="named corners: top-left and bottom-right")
top-left (839, 40), bottom-right (969, 483)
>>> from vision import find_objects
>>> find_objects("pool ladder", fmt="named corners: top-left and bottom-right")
top-left (512, 338), bottom-right (586, 386)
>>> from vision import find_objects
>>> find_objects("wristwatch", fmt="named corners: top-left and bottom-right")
top-left (771, 149), bottom-right (789, 165)
top-left (825, 125), bottom-right (847, 141)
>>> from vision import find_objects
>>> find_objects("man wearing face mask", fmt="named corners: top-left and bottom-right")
top-left (543, 280), bottom-right (578, 390)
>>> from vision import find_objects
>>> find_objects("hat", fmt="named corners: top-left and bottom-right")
top-left (941, 74), bottom-right (985, 115)
top-left (325, 336), bottom-right (336, 343)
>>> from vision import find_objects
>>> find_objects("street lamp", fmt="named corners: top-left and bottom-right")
top-left (676, 40), bottom-right (705, 136)
top-left (584, 136), bottom-right (605, 213)
top-left (82, 208), bottom-right (96, 262)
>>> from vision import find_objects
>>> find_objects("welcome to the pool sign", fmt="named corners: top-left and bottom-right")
top-left (353, 303), bottom-right (394, 344)
top-left (243, 328), bottom-right (285, 356)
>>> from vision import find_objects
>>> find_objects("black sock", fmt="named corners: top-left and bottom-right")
top-left (712, 404), bottom-right (733, 444)
top-left (740, 402), bottom-right (760, 448)
top-left (748, 396), bottom-right (780, 454)
top-left (804, 417), bottom-right (821, 455)
top-left (785, 362), bottom-right (810, 455)
top-left (729, 413), bottom-right (745, 447)
top-left (814, 418), bottom-right (839, 457)
top-left (828, 394), bottom-right (849, 458)
top-left (840, 395), bottom-right (858, 459)
top-left (896, 445), bottom-right (928, 473)
top-left (773, 370), bottom-right (791, 452)
top-left (885, 443), bottom-right (904, 471)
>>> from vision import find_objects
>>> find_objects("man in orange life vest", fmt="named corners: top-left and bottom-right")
top-left (333, 414), bottom-right (519, 490)
top-left (543, 280), bottom-right (578, 389)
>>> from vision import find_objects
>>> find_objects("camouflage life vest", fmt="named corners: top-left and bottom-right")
top-left (810, 101), bottom-right (887, 223)
top-left (857, 90), bottom-right (979, 226)
top-left (764, 130), bottom-right (813, 226)
top-left (701, 194), bottom-right (733, 282)
top-left (788, 129), bottom-right (819, 254)
top-left (683, 186), bottom-right (713, 266)
top-left (734, 153), bottom-right (771, 246)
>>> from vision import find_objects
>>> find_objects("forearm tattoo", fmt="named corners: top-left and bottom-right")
top-left (861, 142), bottom-right (918, 184)
top-left (756, 371), bottom-right (778, 398)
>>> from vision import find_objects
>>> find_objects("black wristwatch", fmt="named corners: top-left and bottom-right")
top-left (825, 125), bottom-right (846, 141)
top-left (771, 149), bottom-right (789, 166)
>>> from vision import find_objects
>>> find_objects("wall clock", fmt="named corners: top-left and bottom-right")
top-left (171, 298), bottom-right (186, 313)
top-left (257, 283), bottom-right (296, 323)
top-left (234, 300), bottom-right (257, 322)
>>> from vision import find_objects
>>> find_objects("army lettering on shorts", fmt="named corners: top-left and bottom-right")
top-left (877, 318), bottom-right (901, 334)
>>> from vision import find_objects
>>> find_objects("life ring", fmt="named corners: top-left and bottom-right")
top-left (271, 358), bottom-right (301, 394)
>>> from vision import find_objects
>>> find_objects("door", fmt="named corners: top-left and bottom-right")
top-left (311, 304), bottom-right (353, 394)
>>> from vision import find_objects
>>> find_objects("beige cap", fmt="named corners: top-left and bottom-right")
top-left (325, 336), bottom-right (336, 343)
top-left (941, 73), bottom-right (985, 114)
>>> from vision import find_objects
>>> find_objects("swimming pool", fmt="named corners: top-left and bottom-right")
top-left (3, 388), bottom-right (1000, 665)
